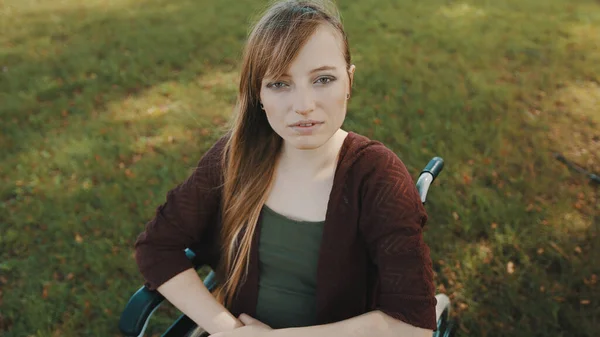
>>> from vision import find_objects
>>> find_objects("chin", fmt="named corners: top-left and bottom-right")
top-left (286, 133), bottom-right (329, 150)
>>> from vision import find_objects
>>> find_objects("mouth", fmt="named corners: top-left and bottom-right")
top-left (289, 120), bottom-right (324, 135)
top-left (289, 120), bottom-right (324, 127)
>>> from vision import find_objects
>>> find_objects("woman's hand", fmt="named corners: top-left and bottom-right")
top-left (210, 313), bottom-right (273, 337)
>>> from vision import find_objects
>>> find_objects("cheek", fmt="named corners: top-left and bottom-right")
top-left (323, 82), bottom-right (348, 108)
top-left (337, 91), bottom-right (346, 106)
top-left (262, 101), bottom-right (287, 132)
top-left (263, 101), bottom-right (284, 122)
top-left (260, 91), bottom-right (280, 117)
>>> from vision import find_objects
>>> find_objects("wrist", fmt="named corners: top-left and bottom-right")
top-left (199, 310), bottom-right (242, 333)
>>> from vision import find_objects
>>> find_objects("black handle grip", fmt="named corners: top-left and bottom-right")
top-left (422, 157), bottom-right (444, 180)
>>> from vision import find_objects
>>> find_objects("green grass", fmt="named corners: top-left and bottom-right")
top-left (1, 0), bottom-right (599, 336)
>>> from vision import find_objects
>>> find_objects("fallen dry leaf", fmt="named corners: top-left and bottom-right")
top-left (452, 212), bottom-right (460, 221)
top-left (463, 174), bottom-right (472, 185)
top-left (74, 233), bottom-right (83, 244)
top-left (507, 261), bottom-right (515, 274)
top-left (584, 275), bottom-right (597, 286)
top-left (580, 299), bottom-right (590, 305)
top-left (212, 116), bottom-right (226, 126)
top-left (125, 169), bottom-right (135, 178)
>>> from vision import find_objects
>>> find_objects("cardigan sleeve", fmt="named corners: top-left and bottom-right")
top-left (358, 145), bottom-right (437, 330)
top-left (134, 135), bottom-right (228, 290)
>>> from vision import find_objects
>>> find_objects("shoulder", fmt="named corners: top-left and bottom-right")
top-left (342, 132), bottom-right (411, 182)
top-left (345, 134), bottom-right (427, 229)
top-left (197, 132), bottom-right (231, 165)
top-left (189, 132), bottom-right (231, 186)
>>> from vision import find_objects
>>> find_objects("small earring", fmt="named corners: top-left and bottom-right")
top-left (346, 93), bottom-right (350, 100)
top-left (260, 103), bottom-right (264, 110)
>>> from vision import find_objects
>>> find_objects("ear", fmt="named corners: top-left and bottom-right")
top-left (348, 64), bottom-right (356, 89)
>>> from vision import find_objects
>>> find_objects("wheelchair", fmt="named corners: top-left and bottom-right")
top-left (118, 157), bottom-right (455, 337)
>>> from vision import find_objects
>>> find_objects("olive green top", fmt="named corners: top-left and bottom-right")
top-left (254, 205), bottom-right (325, 329)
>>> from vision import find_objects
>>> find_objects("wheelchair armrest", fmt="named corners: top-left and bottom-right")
top-left (118, 285), bottom-right (165, 337)
top-left (118, 248), bottom-right (206, 337)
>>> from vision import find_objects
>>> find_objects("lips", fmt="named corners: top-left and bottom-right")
top-left (289, 121), bottom-right (323, 135)
top-left (289, 120), bottom-right (324, 127)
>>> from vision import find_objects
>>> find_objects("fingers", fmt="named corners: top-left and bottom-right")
top-left (238, 313), bottom-right (256, 325)
top-left (233, 318), bottom-right (244, 328)
top-left (238, 313), bottom-right (269, 328)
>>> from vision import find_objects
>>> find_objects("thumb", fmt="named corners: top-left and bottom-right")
top-left (238, 313), bottom-right (269, 327)
top-left (238, 313), bottom-right (257, 325)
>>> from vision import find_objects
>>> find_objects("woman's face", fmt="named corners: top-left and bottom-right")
top-left (259, 24), bottom-right (355, 150)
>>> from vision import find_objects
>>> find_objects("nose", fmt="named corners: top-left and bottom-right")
top-left (292, 87), bottom-right (315, 115)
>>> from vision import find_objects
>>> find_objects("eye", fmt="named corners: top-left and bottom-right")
top-left (315, 76), bottom-right (335, 85)
top-left (267, 82), bottom-right (288, 89)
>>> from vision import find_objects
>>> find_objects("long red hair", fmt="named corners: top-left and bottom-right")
top-left (214, 0), bottom-right (352, 308)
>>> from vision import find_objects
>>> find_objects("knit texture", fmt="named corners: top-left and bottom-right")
top-left (134, 131), bottom-right (437, 330)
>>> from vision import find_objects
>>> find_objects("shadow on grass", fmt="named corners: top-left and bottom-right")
top-left (0, 0), bottom-right (255, 334)
top-left (0, 0), bottom-right (254, 160)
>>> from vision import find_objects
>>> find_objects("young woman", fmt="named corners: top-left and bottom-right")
top-left (134, 1), bottom-right (437, 336)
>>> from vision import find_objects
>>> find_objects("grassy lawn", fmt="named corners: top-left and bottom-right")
top-left (1, 0), bottom-right (599, 336)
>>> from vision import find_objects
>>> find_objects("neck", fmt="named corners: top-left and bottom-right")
top-left (278, 129), bottom-right (348, 177)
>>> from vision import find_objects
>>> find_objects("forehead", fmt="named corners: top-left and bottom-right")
top-left (277, 24), bottom-right (346, 77)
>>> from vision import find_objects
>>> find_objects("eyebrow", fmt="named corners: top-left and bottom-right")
top-left (309, 65), bottom-right (338, 73)
top-left (280, 65), bottom-right (338, 77)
